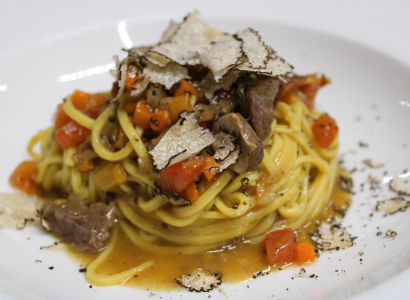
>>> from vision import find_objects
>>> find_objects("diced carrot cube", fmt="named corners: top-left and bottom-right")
top-left (173, 79), bottom-right (197, 97)
top-left (181, 182), bottom-right (200, 201)
top-left (168, 94), bottom-right (192, 122)
top-left (150, 110), bottom-right (171, 132)
top-left (203, 156), bottom-right (219, 181)
top-left (294, 243), bottom-right (316, 263)
top-left (133, 100), bottom-right (153, 130)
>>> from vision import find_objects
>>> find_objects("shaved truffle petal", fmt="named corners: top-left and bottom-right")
top-left (199, 35), bottom-right (243, 82)
top-left (108, 59), bottom-right (128, 103)
top-left (149, 112), bottom-right (215, 171)
top-left (238, 28), bottom-right (269, 69)
top-left (122, 12), bottom-right (293, 90)
top-left (144, 51), bottom-right (172, 67)
top-left (389, 176), bottom-right (410, 195)
top-left (212, 132), bottom-right (241, 173)
top-left (363, 159), bottom-right (384, 169)
top-left (0, 193), bottom-right (40, 229)
top-left (236, 55), bottom-right (293, 76)
top-left (142, 60), bottom-right (190, 90)
top-left (161, 20), bottom-right (179, 42)
top-left (174, 270), bottom-right (222, 292)
top-left (386, 230), bottom-right (397, 237)
top-left (152, 11), bottom-right (229, 66)
top-left (212, 113), bottom-right (263, 174)
top-left (376, 197), bottom-right (410, 215)
top-left (200, 70), bottom-right (241, 100)
top-left (310, 219), bottom-right (355, 251)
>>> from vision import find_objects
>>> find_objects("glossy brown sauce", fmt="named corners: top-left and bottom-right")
top-left (67, 172), bottom-right (351, 290)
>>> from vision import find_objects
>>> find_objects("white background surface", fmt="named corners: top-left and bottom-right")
top-left (0, 1), bottom-right (410, 299)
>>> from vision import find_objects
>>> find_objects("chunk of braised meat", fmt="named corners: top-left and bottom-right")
top-left (40, 200), bottom-right (115, 252)
top-left (237, 76), bottom-right (281, 140)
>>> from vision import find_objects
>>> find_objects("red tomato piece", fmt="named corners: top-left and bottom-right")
top-left (55, 120), bottom-right (91, 149)
top-left (312, 113), bottom-right (338, 148)
top-left (54, 103), bottom-right (71, 128)
top-left (298, 83), bottom-right (321, 109)
top-left (265, 228), bottom-right (296, 265)
top-left (9, 161), bottom-right (38, 195)
top-left (160, 157), bottom-right (206, 195)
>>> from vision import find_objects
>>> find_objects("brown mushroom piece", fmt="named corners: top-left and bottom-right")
top-left (212, 113), bottom-right (264, 174)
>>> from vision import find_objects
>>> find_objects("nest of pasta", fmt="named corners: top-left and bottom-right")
top-left (12, 11), bottom-right (343, 288)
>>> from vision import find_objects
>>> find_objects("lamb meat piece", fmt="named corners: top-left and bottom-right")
top-left (40, 199), bottom-right (115, 252)
top-left (237, 76), bottom-right (281, 140)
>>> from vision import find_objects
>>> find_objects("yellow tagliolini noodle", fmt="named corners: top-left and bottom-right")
top-left (28, 93), bottom-right (338, 286)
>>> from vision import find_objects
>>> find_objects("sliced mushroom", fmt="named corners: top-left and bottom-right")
top-left (146, 83), bottom-right (168, 109)
top-left (212, 113), bottom-right (263, 174)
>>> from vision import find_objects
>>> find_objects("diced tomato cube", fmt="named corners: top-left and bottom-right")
top-left (10, 161), bottom-right (39, 195)
top-left (160, 157), bottom-right (206, 195)
top-left (312, 113), bottom-right (338, 148)
top-left (265, 228), bottom-right (296, 265)
top-left (54, 103), bottom-right (71, 128)
top-left (55, 120), bottom-right (90, 149)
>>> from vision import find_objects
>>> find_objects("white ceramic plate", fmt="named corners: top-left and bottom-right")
top-left (1, 2), bottom-right (410, 299)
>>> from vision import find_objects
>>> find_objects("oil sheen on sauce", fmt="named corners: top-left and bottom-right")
top-left (68, 173), bottom-right (351, 291)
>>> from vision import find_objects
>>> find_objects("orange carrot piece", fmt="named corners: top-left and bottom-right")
top-left (294, 243), bottom-right (316, 263)
top-left (150, 109), bottom-right (171, 132)
top-left (55, 103), bottom-right (71, 128)
top-left (173, 79), bottom-right (197, 97)
top-left (124, 65), bottom-right (139, 92)
top-left (168, 94), bottom-right (192, 122)
top-left (71, 90), bottom-right (107, 117)
top-left (71, 90), bottom-right (91, 110)
top-left (133, 100), bottom-right (153, 130)
top-left (203, 156), bottom-right (219, 181)
top-left (181, 182), bottom-right (200, 201)
top-left (10, 161), bottom-right (38, 195)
